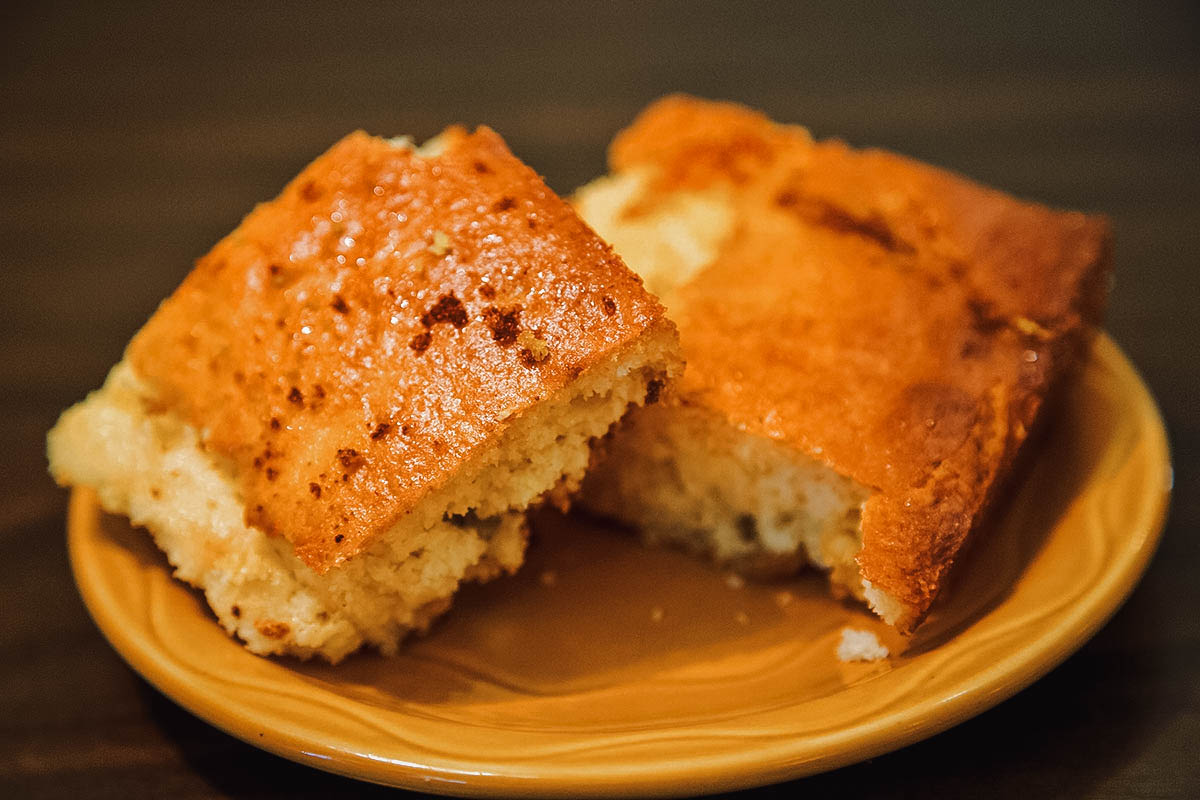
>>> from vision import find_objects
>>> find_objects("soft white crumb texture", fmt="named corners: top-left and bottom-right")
top-left (48, 324), bottom-right (677, 662)
top-left (583, 403), bottom-right (869, 595)
top-left (575, 169), bottom-right (913, 617)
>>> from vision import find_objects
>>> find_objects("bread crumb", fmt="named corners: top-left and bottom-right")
top-left (724, 573), bottom-right (745, 590)
top-left (773, 590), bottom-right (794, 608)
top-left (539, 569), bottom-right (558, 587)
top-left (837, 628), bottom-right (889, 662)
top-left (650, 606), bottom-right (665, 623)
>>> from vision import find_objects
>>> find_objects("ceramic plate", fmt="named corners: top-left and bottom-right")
top-left (68, 335), bottom-right (1170, 797)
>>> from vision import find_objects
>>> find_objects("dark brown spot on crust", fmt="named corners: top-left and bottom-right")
top-left (780, 192), bottom-right (914, 254)
top-left (493, 196), bottom-right (516, 212)
top-left (269, 416), bottom-right (281, 431)
top-left (602, 295), bottom-right (617, 316)
top-left (815, 204), bottom-right (912, 254)
top-left (309, 482), bottom-right (321, 498)
top-left (334, 533), bottom-right (345, 543)
top-left (421, 293), bottom-right (468, 329)
top-left (370, 422), bottom-right (392, 440)
top-left (337, 448), bottom-right (365, 471)
top-left (300, 181), bottom-right (322, 202)
top-left (400, 424), bottom-right (412, 435)
top-left (644, 378), bottom-right (664, 404)
top-left (231, 605), bottom-right (241, 618)
top-left (483, 305), bottom-right (522, 345)
top-left (265, 467), bottom-right (279, 481)
top-left (150, 486), bottom-right (162, 499)
top-left (268, 264), bottom-right (282, 276)
top-left (331, 294), bottom-right (349, 314)
top-left (409, 330), bottom-right (433, 353)
top-left (287, 386), bottom-right (304, 405)
top-left (477, 283), bottom-right (497, 300)
top-left (518, 349), bottom-right (537, 368)
top-left (473, 160), bottom-right (491, 174)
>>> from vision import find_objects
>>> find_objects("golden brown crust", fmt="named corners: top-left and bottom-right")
top-left (610, 96), bottom-right (1111, 628)
top-left (128, 128), bottom-right (667, 573)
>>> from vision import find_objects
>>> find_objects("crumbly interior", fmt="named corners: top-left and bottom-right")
top-left (582, 403), bottom-right (870, 598)
top-left (576, 171), bottom-right (906, 616)
top-left (49, 324), bottom-right (677, 662)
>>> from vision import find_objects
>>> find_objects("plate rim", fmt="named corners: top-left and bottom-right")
top-left (67, 333), bottom-right (1172, 798)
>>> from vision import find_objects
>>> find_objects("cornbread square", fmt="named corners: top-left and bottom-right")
top-left (49, 126), bottom-right (680, 661)
top-left (576, 96), bottom-right (1110, 631)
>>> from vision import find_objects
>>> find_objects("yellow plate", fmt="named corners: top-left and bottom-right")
top-left (68, 335), bottom-right (1170, 797)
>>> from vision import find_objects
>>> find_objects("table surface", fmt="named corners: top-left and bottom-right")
top-left (2, 2), bottom-right (1197, 798)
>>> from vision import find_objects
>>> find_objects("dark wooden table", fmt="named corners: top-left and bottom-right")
top-left (3, 2), bottom-right (1197, 797)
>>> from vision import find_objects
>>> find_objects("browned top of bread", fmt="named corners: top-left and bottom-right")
top-left (610, 96), bottom-right (1111, 627)
top-left (128, 128), bottom-right (666, 573)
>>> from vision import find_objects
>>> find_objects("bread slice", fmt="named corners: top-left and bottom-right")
top-left (576, 96), bottom-right (1110, 631)
top-left (49, 127), bottom-right (680, 662)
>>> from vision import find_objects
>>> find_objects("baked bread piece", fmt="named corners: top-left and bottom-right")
top-left (576, 96), bottom-right (1110, 631)
top-left (49, 127), bottom-right (680, 661)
